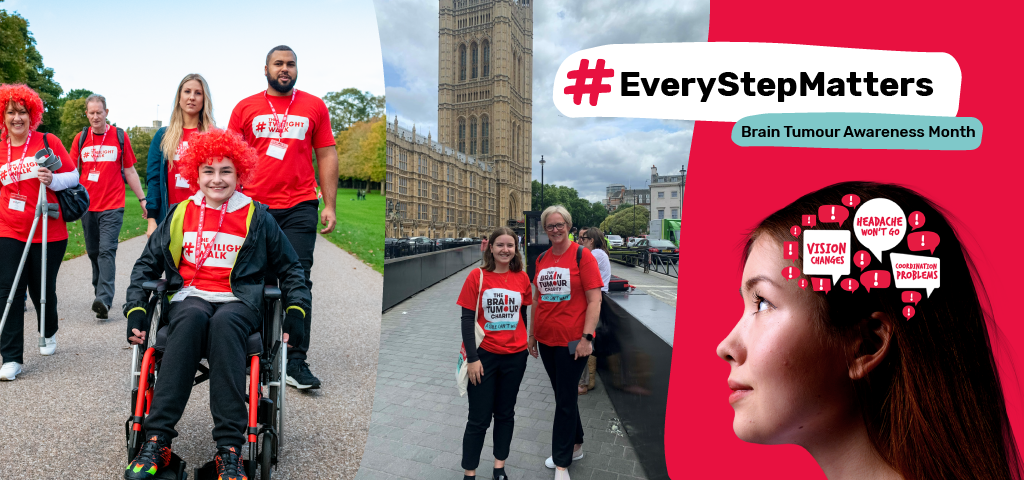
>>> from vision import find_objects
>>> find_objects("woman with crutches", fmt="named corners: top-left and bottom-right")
top-left (0, 84), bottom-right (79, 381)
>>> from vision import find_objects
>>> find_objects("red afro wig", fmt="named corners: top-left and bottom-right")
top-left (176, 129), bottom-right (259, 187)
top-left (0, 84), bottom-right (45, 134)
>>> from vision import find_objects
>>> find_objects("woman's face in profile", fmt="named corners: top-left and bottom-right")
top-left (716, 235), bottom-right (856, 446)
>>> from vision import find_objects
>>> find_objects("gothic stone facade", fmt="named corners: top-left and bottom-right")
top-left (385, 0), bottom-right (533, 238)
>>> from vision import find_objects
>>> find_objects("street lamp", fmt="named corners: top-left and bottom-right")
top-left (539, 155), bottom-right (546, 210)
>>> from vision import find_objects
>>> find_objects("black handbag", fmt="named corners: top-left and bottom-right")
top-left (41, 134), bottom-right (90, 222)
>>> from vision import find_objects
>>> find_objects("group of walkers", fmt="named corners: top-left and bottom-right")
top-left (458, 206), bottom-right (610, 480)
top-left (1, 45), bottom-right (338, 480)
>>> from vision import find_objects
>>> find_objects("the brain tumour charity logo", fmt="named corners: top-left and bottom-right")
top-left (564, 59), bottom-right (615, 106)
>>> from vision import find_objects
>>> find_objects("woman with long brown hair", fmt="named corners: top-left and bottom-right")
top-left (717, 181), bottom-right (1022, 479)
top-left (144, 73), bottom-right (216, 236)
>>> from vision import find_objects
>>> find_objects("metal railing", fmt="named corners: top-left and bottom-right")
top-left (608, 249), bottom-right (678, 278)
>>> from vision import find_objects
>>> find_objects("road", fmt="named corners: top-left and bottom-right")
top-left (607, 261), bottom-right (677, 308)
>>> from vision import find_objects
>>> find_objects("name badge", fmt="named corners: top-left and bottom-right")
top-left (87, 170), bottom-right (100, 182)
top-left (266, 140), bottom-right (288, 160)
top-left (175, 174), bottom-right (190, 189)
top-left (8, 194), bottom-right (27, 212)
top-left (170, 287), bottom-right (195, 303)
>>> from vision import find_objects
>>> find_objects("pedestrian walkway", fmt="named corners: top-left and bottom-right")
top-left (0, 235), bottom-right (381, 479)
top-left (358, 265), bottom-right (648, 480)
top-left (608, 262), bottom-right (677, 308)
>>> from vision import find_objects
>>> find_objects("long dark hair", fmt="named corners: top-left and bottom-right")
top-left (746, 181), bottom-right (1021, 480)
top-left (481, 227), bottom-right (524, 273)
top-left (584, 227), bottom-right (609, 254)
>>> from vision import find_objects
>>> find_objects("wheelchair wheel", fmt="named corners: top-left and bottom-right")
top-left (268, 299), bottom-right (285, 455)
top-left (260, 433), bottom-right (274, 479)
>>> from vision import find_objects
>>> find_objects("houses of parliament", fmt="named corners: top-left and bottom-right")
top-left (385, 0), bottom-right (533, 238)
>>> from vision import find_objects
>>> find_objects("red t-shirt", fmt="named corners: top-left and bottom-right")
top-left (167, 128), bottom-right (199, 205)
top-left (533, 242), bottom-right (604, 346)
top-left (176, 195), bottom-right (251, 293)
top-left (457, 268), bottom-right (533, 355)
top-left (227, 90), bottom-right (335, 209)
top-left (0, 132), bottom-right (76, 243)
top-left (70, 127), bottom-right (137, 212)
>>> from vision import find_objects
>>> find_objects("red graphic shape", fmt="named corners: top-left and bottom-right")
top-left (783, 241), bottom-right (798, 260)
top-left (908, 231), bottom-right (940, 254)
top-left (790, 225), bottom-right (801, 237)
top-left (812, 277), bottom-right (831, 292)
top-left (564, 59), bottom-right (615, 106)
top-left (841, 278), bottom-right (859, 292)
top-left (843, 194), bottom-right (861, 208)
top-left (504, 306), bottom-right (508, 312)
top-left (908, 211), bottom-right (926, 231)
top-left (797, 278), bottom-right (808, 290)
top-left (903, 305), bottom-right (916, 321)
top-left (781, 266), bottom-right (800, 281)
top-left (854, 250), bottom-right (871, 271)
top-left (902, 290), bottom-right (921, 305)
top-left (859, 270), bottom-right (892, 292)
top-left (817, 204), bottom-right (850, 226)
top-left (801, 214), bottom-right (816, 228)
top-left (256, 121), bottom-right (266, 133)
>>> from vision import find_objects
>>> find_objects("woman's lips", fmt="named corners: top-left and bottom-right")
top-left (728, 380), bottom-right (752, 404)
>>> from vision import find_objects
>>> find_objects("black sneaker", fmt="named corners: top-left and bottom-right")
top-left (92, 299), bottom-right (109, 319)
top-left (125, 434), bottom-right (171, 479)
top-left (286, 360), bottom-right (321, 389)
top-left (214, 446), bottom-right (248, 480)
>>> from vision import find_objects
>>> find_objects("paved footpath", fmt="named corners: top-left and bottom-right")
top-left (0, 235), bottom-right (382, 479)
top-left (608, 262), bottom-right (677, 308)
top-left (357, 264), bottom-right (648, 480)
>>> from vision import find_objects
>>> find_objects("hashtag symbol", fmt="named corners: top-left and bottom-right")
top-left (564, 59), bottom-right (614, 106)
top-left (256, 122), bottom-right (266, 133)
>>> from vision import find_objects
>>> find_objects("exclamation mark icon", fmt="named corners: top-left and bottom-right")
top-left (788, 244), bottom-right (792, 256)
top-left (910, 293), bottom-right (914, 302)
top-left (830, 206), bottom-right (836, 220)
top-left (921, 234), bottom-right (926, 247)
top-left (873, 272), bottom-right (879, 287)
top-left (859, 253), bottom-right (865, 266)
top-left (819, 279), bottom-right (823, 290)
top-left (914, 213), bottom-right (919, 226)
top-left (787, 267), bottom-right (793, 279)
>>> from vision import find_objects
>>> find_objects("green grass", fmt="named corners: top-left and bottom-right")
top-left (64, 185), bottom-right (149, 261)
top-left (319, 188), bottom-right (385, 273)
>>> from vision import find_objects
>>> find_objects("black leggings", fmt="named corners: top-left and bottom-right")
top-left (0, 238), bottom-right (66, 364)
top-left (538, 342), bottom-right (588, 468)
top-left (462, 349), bottom-right (528, 470)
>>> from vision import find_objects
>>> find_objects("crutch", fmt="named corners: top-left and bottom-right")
top-left (0, 148), bottom-right (60, 347)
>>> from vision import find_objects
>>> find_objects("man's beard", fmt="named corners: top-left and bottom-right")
top-left (266, 72), bottom-right (297, 93)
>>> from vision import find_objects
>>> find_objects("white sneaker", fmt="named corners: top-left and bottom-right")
top-left (40, 334), bottom-right (56, 356)
top-left (554, 468), bottom-right (571, 480)
top-left (0, 362), bottom-right (23, 380)
top-left (545, 448), bottom-right (584, 468)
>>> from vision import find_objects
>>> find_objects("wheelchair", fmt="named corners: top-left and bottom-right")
top-left (125, 279), bottom-right (287, 480)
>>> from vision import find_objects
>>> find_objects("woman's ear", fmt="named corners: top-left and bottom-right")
top-left (848, 311), bottom-right (895, 380)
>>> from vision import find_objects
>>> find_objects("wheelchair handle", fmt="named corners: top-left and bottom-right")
top-left (142, 279), bottom-right (168, 294)
top-left (263, 285), bottom-right (282, 300)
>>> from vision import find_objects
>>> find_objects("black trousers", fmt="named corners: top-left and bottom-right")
top-left (266, 200), bottom-right (317, 361)
top-left (538, 342), bottom-right (588, 468)
top-left (462, 349), bottom-right (528, 470)
top-left (0, 238), bottom-right (66, 364)
top-left (82, 208), bottom-right (123, 307)
top-left (144, 297), bottom-right (258, 448)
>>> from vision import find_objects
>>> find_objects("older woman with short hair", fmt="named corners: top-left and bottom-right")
top-left (528, 205), bottom-right (604, 479)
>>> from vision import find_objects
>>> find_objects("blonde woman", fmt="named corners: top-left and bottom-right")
top-left (145, 73), bottom-right (215, 236)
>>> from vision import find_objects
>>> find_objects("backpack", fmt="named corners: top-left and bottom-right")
top-left (78, 126), bottom-right (127, 183)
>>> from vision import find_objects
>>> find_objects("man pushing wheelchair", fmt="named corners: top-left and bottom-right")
top-left (122, 129), bottom-right (309, 480)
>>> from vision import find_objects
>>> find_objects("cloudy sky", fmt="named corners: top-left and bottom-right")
top-left (5, 0), bottom-right (384, 129)
top-left (375, 0), bottom-right (709, 202)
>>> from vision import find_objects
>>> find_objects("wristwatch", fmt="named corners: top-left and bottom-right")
top-left (582, 333), bottom-right (594, 342)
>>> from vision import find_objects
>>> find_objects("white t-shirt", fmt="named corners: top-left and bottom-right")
top-left (591, 248), bottom-right (611, 292)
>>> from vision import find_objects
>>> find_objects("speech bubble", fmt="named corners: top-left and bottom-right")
top-left (890, 252), bottom-right (940, 297)
top-left (901, 290), bottom-right (922, 305)
top-left (908, 211), bottom-right (926, 231)
top-left (802, 230), bottom-right (851, 284)
top-left (841, 278), bottom-right (860, 293)
top-left (903, 305), bottom-right (915, 321)
top-left (790, 225), bottom-right (802, 237)
top-left (853, 250), bottom-right (872, 272)
top-left (817, 204), bottom-right (850, 226)
top-left (853, 198), bottom-right (907, 262)
top-left (843, 194), bottom-right (861, 209)
top-left (812, 277), bottom-right (832, 292)
top-left (802, 215), bottom-right (817, 228)
top-left (783, 241), bottom-right (798, 260)
top-left (859, 270), bottom-right (892, 292)
top-left (781, 266), bottom-right (801, 281)
top-left (798, 278), bottom-right (808, 289)
top-left (908, 231), bottom-right (940, 255)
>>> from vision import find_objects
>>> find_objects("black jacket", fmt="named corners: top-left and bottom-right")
top-left (123, 196), bottom-right (311, 318)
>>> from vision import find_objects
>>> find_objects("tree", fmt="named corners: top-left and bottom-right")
top-left (335, 115), bottom-right (385, 192)
top-left (362, 116), bottom-right (386, 192)
top-left (600, 204), bottom-right (649, 238)
top-left (530, 180), bottom-right (607, 230)
top-left (0, 8), bottom-right (63, 134)
top-left (126, 126), bottom-right (153, 178)
top-left (58, 98), bottom-right (88, 148)
top-left (323, 88), bottom-right (384, 133)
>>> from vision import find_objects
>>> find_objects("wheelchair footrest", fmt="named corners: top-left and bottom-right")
top-left (194, 459), bottom-right (254, 480)
top-left (152, 453), bottom-right (187, 480)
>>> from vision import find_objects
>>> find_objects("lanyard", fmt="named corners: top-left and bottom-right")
top-left (187, 197), bottom-right (229, 287)
top-left (4, 130), bottom-right (32, 194)
top-left (88, 125), bottom-right (109, 162)
top-left (264, 89), bottom-right (296, 138)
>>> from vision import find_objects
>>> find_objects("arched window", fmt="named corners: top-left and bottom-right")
top-left (459, 44), bottom-right (466, 82)
top-left (471, 42), bottom-right (478, 79)
top-left (482, 40), bottom-right (490, 77)
top-left (458, 118), bottom-right (466, 153)
top-left (469, 116), bottom-right (477, 155)
top-left (481, 115), bottom-right (489, 154)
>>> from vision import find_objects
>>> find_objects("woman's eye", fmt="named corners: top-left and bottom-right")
top-left (757, 299), bottom-right (770, 312)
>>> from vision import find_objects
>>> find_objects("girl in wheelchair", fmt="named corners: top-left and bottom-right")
top-left (122, 129), bottom-right (310, 480)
